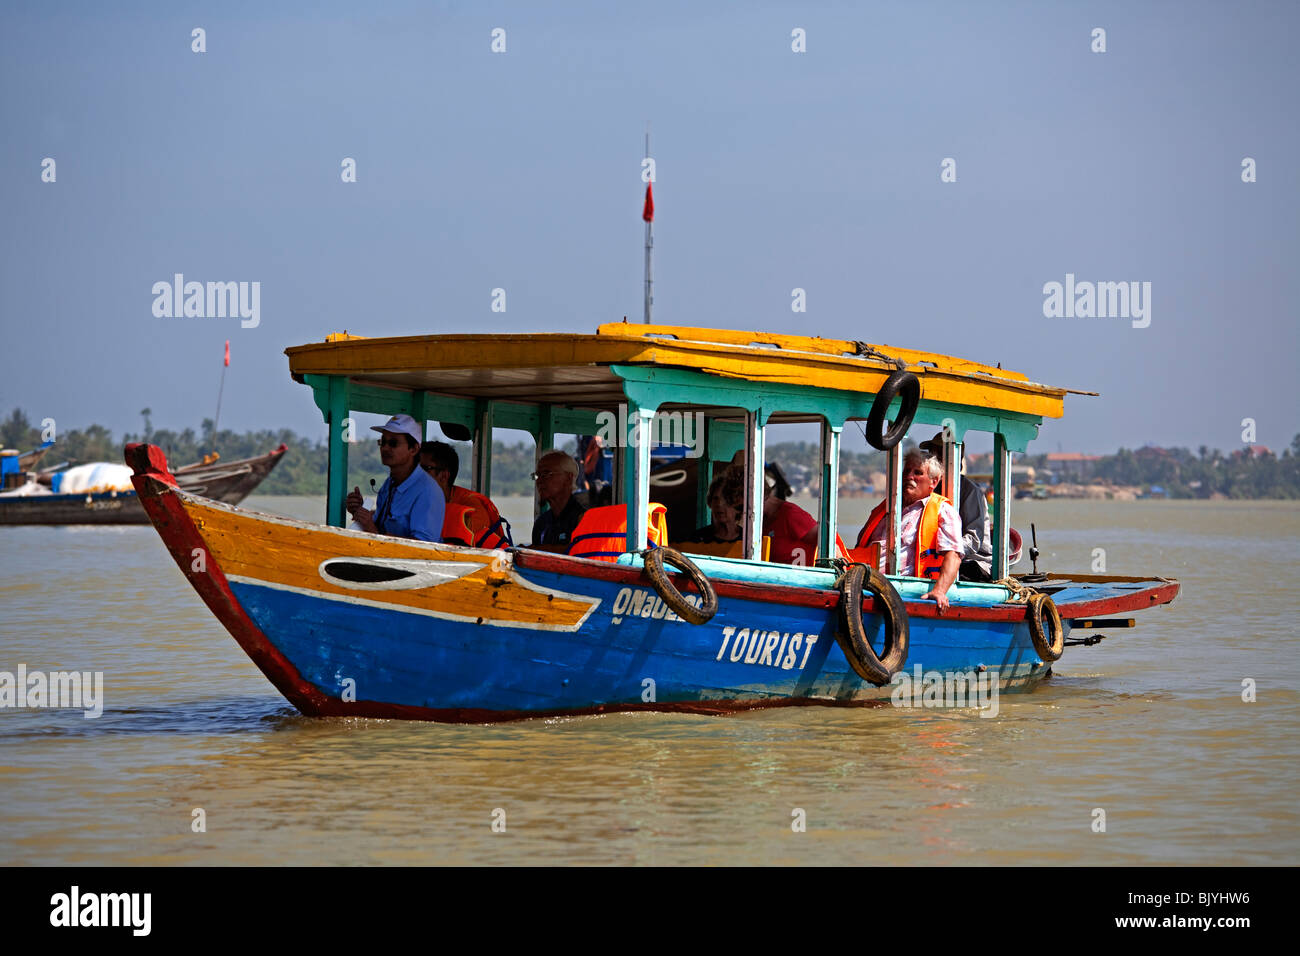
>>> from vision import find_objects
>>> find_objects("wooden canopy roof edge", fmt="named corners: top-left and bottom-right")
top-left (286, 325), bottom-right (1073, 418)
top-left (594, 323), bottom-right (1029, 380)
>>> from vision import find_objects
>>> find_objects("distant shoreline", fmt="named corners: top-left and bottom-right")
top-left (3, 407), bottom-right (1297, 501)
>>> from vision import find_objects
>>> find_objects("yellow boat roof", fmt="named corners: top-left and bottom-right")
top-left (286, 323), bottom-right (1080, 419)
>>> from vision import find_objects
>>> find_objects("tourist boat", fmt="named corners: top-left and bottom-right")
top-left (0, 444), bottom-right (288, 525)
top-left (125, 324), bottom-right (1178, 721)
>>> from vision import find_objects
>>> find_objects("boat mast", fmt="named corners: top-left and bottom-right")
top-left (212, 339), bottom-right (229, 453)
top-left (643, 126), bottom-right (654, 324)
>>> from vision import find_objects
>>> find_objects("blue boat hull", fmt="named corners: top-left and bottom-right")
top-left (230, 565), bottom-right (1051, 714)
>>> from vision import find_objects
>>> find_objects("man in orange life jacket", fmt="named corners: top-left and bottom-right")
top-left (420, 441), bottom-right (512, 549)
top-left (855, 449), bottom-right (963, 612)
top-left (918, 431), bottom-right (993, 581)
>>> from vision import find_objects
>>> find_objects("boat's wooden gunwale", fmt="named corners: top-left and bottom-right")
top-left (511, 546), bottom-right (1177, 622)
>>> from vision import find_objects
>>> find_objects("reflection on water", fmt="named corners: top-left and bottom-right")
top-left (1, 497), bottom-right (1297, 864)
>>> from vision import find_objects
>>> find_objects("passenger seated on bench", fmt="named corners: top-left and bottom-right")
top-left (760, 462), bottom-right (818, 566)
top-left (686, 470), bottom-right (744, 545)
top-left (854, 449), bottom-right (962, 612)
top-left (346, 414), bottom-right (443, 542)
top-left (529, 449), bottom-right (586, 549)
top-left (917, 431), bottom-right (992, 582)
top-left (721, 455), bottom-right (819, 565)
top-left (420, 441), bottom-right (512, 549)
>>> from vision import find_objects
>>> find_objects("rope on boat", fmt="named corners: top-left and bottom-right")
top-left (1064, 633), bottom-right (1106, 647)
top-left (993, 577), bottom-right (1064, 661)
top-left (850, 341), bottom-right (907, 370)
top-left (993, 577), bottom-right (1039, 603)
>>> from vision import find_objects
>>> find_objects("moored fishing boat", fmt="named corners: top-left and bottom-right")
top-left (0, 443), bottom-right (288, 525)
top-left (126, 324), bottom-right (1178, 721)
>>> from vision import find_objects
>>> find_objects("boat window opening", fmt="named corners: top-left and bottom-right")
top-left (835, 418), bottom-right (904, 573)
top-left (754, 417), bottom-right (824, 567)
top-left (653, 405), bottom-right (746, 557)
top-left (483, 426), bottom-right (538, 527)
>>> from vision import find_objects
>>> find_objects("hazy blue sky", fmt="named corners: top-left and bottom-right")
top-left (2, 1), bottom-right (1296, 456)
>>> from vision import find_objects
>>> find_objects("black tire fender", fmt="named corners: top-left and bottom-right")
top-left (864, 370), bottom-right (921, 451)
top-left (835, 563), bottom-right (910, 685)
top-left (1027, 592), bottom-right (1064, 661)
top-left (644, 547), bottom-right (718, 625)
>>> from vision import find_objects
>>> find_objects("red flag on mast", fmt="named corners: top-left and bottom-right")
top-left (224, 340), bottom-right (230, 367)
top-left (642, 181), bottom-right (654, 222)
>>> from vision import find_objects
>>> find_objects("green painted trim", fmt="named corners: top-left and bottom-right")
top-left (992, 433), bottom-right (1009, 577)
top-left (744, 410), bottom-right (765, 560)
top-left (709, 420), bottom-right (746, 463)
top-left (623, 402), bottom-right (653, 550)
top-left (694, 419), bottom-right (714, 529)
top-left (491, 401), bottom-right (541, 435)
top-left (888, 445), bottom-right (903, 573)
top-left (820, 424), bottom-right (841, 561)
top-left (325, 376), bottom-right (350, 528)
top-left (554, 407), bottom-right (603, 436)
top-left (538, 403), bottom-right (558, 458)
top-left (426, 394), bottom-right (477, 433)
top-left (473, 399), bottom-right (493, 496)
top-left (911, 402), bottom-right (1041, 452)
top-left (305, 373), bottom-right (332, 423)
top-left (612, 364), bottom-right (1042, 445)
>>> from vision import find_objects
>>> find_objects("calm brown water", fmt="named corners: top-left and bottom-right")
top-left (1, 497), bottom-right (1297, 865)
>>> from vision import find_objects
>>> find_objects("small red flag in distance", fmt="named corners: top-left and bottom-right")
top-left (224, 340), bottom-right (230, 367)
top-left (642, 181), bottom-right (654, 222)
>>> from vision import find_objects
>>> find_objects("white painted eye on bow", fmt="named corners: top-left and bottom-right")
top-left (318, 557), bottom-right (484, 591)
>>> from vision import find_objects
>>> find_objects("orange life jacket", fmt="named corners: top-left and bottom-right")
top-left (847, 493), bottom-right (952, 579)
top-left (443, 486), bottom-right (512, 549)
top-left (568, 503), bottom-right (668, 562)
top-left (442, 503), bottom-right (476, 547)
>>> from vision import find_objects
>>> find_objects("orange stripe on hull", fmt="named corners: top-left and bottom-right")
top-left (178, 492), bottom-right (597, 629)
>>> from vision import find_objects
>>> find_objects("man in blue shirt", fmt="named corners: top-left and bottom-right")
top-left (345, 414), bottom-right (443, 542)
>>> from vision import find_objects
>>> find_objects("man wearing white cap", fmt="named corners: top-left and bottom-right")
top-left (345, 414), bottom-right (444, 542)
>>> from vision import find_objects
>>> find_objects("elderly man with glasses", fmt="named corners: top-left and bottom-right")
top-left (345, 414), bottom-right (444, 542)
top-left (852, 448), bottom-right (963, 612)
top-left (528, 449), bottom-right (585, 549)
top-left (918, 431), bottom-right (994, 582)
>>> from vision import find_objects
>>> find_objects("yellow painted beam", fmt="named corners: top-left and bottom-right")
top-left (286, 324), bottom-right (1071, 419)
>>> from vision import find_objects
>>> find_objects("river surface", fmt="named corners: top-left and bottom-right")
top-left (1, 497), bottom-right (1296, 865)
